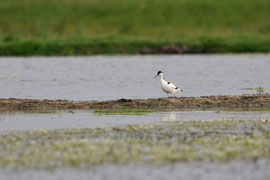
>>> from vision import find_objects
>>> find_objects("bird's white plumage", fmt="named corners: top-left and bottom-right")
top-left (154, 71), bottom-right (182, 97)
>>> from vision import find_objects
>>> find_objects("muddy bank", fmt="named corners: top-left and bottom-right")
top-left (0, 94), bottom-right (270, 111)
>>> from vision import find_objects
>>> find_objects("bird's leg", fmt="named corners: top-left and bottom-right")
top-left (167, 93), bottom-right (169, 98)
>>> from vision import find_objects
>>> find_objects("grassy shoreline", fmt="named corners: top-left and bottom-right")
top-left (1, 35), bottom-right (270, 56)
top-left (1, 0), bottom-right (270, 55)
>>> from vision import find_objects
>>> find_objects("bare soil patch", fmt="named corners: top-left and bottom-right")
top-left (0, 94), bottom-right (270, 111)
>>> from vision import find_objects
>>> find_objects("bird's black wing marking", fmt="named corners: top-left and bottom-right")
top-left (167, 82), bottom-right (171, 84)
top-left (175, 87), bottom-right (179, 89)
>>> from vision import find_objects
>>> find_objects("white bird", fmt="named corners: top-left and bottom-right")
top-left (153, 71), bottom-right (183, 97)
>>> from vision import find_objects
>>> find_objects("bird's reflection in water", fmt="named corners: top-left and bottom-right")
top-left (161, 112), bottom-right (178, 122)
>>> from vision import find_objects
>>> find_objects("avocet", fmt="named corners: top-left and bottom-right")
top-left (153, 71), bottom-right (183, 97)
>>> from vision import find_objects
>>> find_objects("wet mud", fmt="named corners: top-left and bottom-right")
top-left (0, 94), bottom-right (270, 111)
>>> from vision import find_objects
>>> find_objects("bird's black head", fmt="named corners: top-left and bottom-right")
top-left (157, 71), bottom-right (163, 75)
top-left (153, 71), bottom-right (163, 79)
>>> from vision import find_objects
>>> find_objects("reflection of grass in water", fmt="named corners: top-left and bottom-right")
top-left (26, 110), bottom-right (58, 114)
top-left (225, 109), bottom-right (270, 112)
top-left (93, 108), bottom-right (152, 114)
top-left (0, 74), bottom-right (20, 80)
top-left (241, 87), bottom-right (265, 94)
top-left (0, 110), bottom-right (59, 115)
top-left (162, 120), bottom-right (181, 123)
top-left (241, 88), bottom-right (259, 90)
top-left (1, 119), bottom-right (270, 169)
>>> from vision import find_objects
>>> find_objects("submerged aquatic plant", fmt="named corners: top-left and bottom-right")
top-left (0, 119), bottom-right (270, 170)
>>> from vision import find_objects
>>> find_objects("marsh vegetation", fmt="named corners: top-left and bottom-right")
top-left (1, 0), bottom-right (270, 55)
top-left (1, 119), bottom-right (270, 169)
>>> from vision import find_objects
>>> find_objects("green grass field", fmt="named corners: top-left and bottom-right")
top-left (1, 0), bottom-right (270, 55)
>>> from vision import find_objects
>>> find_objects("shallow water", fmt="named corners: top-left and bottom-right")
top-left (0, 55), bottom-right (270, 100)
top-left (1, 110), bottom-right (270, 133)
top-left (1, 110), bottom-right (270, 180)
top-left (1, 159), bottom-right (270, 180)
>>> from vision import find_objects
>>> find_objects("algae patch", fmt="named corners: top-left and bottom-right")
top-left (0, 119), bottom-right (270, 169)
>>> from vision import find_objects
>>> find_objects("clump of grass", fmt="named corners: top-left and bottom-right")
top-left (93, 108), bottom-right (152, 114)
top-left (257, 87), bottom-right (264, 94)
top-left (199, 100), bottom-right (213, 105)
top-left (1, 119), bottom-right (270, 170)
